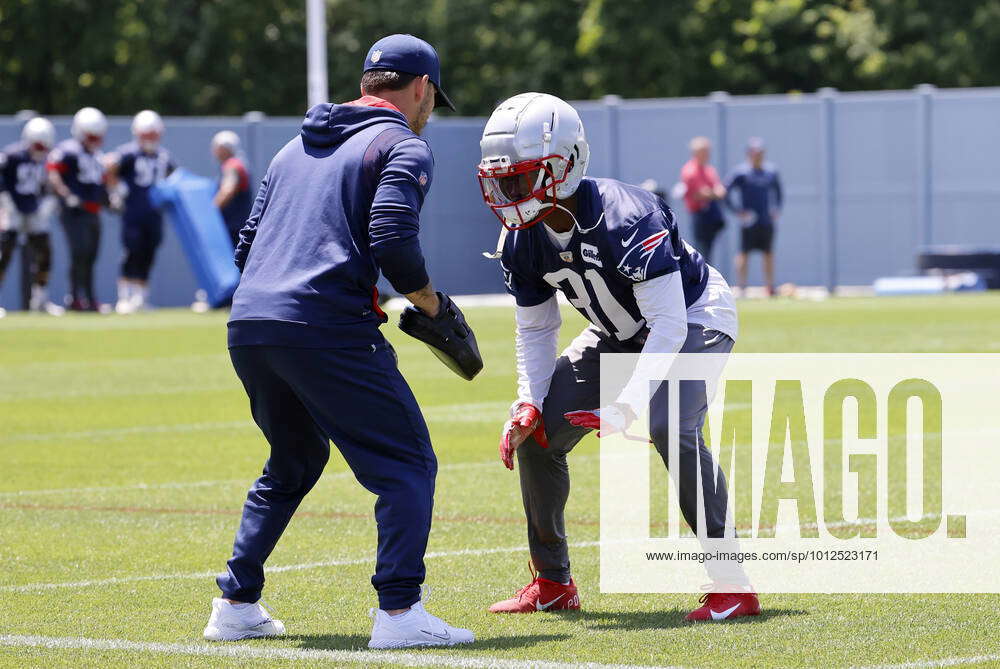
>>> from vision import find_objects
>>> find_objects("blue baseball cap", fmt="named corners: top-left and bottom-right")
top-left (363, 34), bottom-right (455, 111)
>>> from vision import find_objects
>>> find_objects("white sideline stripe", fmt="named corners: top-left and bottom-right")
top-left (4, 420), bottom-right (255, 443)
top-left (0, 634), bottom-right (677, 669)
top-left (0, 479), bottom-right (244, 498)
top-left (3, 506), bottom-right (998, 593)
top-left (2, 401), bottom-right (510, 444)
top-left (854, 654), bottom-right (1000, 668)
top-left (0, 454), bottom-right (600, 498)
top-left (0, 541), bottom-right (600, 593)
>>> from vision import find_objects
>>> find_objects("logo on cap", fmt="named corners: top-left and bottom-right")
top-left (418, 171), bottom-right (428, 187)
top-left (371, 50), bottom-right (382, 63)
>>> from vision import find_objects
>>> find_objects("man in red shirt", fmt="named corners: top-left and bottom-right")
top-left (680, 136), bottom-right (726, 264)
top-left (210, 131), bottom-right (252, 246)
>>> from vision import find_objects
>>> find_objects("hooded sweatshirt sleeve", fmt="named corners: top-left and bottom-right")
top-left (368, 137), bottom-right (433, 294)
top-left (234, 172), bottom-right (269, 272)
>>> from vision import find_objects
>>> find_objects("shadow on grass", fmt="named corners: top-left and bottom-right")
top-left (559, 606), bottom-right (808, 630)
top-left (287, 632), bottom-right (569, 652)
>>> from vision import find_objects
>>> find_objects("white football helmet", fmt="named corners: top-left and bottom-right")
top-left (211, 130), bottom-right (241, 155)
top-left (132, 110), bottom-right (165, 151)
top-left (71, 107), bottom-right (107, 145)
top-left (22, 117), bottom-right (56, 156)
top-left (478, 92), bottom-right (590, 230)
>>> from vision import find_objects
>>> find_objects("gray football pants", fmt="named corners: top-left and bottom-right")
top-left (517, 323), bottom-right (734, 583)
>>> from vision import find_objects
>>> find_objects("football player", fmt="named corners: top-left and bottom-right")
top-left (105, 110), bottom-right (176, 313)
top-left (0, 117), bottom-right (62, 315)
top-left (47, 107), bottom-right (108, 311)
top-left (478, 93), bottom-right (761, 621)
top-left (210, 130), bottom-right (252, 246)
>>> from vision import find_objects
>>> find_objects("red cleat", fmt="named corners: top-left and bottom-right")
top-left (685, 591), bottom-right (761, 621)
top-left (489, 569), bottom-right (580, 614)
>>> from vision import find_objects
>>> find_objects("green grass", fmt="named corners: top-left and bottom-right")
top-left (2, 294), bottom-right (1000, 668)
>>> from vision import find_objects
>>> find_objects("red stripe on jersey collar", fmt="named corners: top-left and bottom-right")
top-left (343, 95), bottom-right (402, 113)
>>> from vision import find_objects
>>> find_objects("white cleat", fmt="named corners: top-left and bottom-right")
top-left (41, 302), bottom-right (65, 316)
top-left (203, 597), bottom-right (286, 642)
top-left (368, 600), bottom-right (474, 649)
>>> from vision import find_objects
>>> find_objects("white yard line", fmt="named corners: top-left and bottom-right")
top-left (3, 420), bottom-right (255, 443)
top-left (2, 400), bottom-right (509, 444)
top-left (0, 479), bottom-right (245, 498)
top-left (6, 503), bottom-right (984, 592)
top-left (0, 454), bottom-right (598, 498)
top-left (854, 655), bottom-right (1000, 668)
top-left (0, 633), bottom-right (678, 669)
top-left (0, 541), bottom-right (601, 593)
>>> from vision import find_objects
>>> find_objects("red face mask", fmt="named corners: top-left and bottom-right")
top-left (478, 154), bottom-right (570, 230)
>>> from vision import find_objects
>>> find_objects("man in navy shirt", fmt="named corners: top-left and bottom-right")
top-left (0, 117), bottom-right (62, 315)
top-left (726, 137), bottom-right (783, 295)
top-left (204, 35), bottom-right (475, 649)
top-left (47, 107), bottom-right (108, 311)
top-left (105, 110), bottom-right (176, 313)
top-left (478, 93), bottom-right (760, 622)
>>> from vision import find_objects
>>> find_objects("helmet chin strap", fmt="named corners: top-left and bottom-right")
top-left (540, 200), bottom-right (599, 233)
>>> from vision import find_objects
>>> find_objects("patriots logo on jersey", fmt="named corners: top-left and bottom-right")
top-left (616, 229), bottom-right (670, 282)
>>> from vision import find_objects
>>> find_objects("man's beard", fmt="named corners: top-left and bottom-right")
top-left (411, 97), bottom-right (434, 135)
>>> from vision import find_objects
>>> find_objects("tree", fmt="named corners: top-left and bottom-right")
top-left (3, 0), bottom-right (1000, 117)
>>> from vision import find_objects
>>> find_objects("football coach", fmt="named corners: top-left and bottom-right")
top-left (204, 35), bottom-right (480, 649)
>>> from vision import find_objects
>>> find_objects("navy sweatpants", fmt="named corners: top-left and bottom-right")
top-left (218, 340), bottom-right (437, 610)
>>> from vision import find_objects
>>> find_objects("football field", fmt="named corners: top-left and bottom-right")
top-left (2, 294), bottom-right (1000, 668)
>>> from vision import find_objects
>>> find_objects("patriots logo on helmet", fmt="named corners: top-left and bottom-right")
top-left (616, 229), bottom-right (670, 282)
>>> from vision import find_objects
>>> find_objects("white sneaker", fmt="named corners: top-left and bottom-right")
top-left (203, 597), bottom-right (286, 641)
top-left (368, 600), bottom-right (474, 649)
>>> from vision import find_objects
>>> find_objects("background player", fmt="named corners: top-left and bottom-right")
top-left (105, 110), bottom-right (176, 314)
top-left (47, 107), bottom-right (108, 311)
top-left (726, 137), bottom-right (782, 296)
top-left (0, 117), bottom-right (62, 316)
top-left (210, 130), bottom-right (252, 246)
top-left (478, 93), bottom-right (760, 621)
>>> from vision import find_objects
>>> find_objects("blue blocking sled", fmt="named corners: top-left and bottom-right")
top-left (150, 169), bottom-right (240, 307)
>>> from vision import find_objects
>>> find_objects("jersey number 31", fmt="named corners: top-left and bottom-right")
top-left (543, 267), bottom-right (643, 340)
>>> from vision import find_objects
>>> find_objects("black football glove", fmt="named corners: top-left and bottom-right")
top-left (398, 292), bottom-right (483, 381)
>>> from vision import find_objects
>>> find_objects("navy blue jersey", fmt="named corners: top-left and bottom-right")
top-left (47, 138), bottom-right (105, 208)
top-left (500, 177), bottom-right (708, 341)
top-left (725, 162), bottom-right (782, 225)
top-left (0, 142), bottom-right (47, 214)
top-left (113, 142), bottom-right (175, 218)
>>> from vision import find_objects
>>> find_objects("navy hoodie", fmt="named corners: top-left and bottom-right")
top-left (228, 99), bottom-right (433, 348)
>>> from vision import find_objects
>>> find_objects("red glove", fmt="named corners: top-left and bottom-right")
top-left (564, 405), bottom-right (631, 438)
top-left (499, 402), bottom-right (548, 470)
top-left (563, 409), bottom-right (601, 431)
